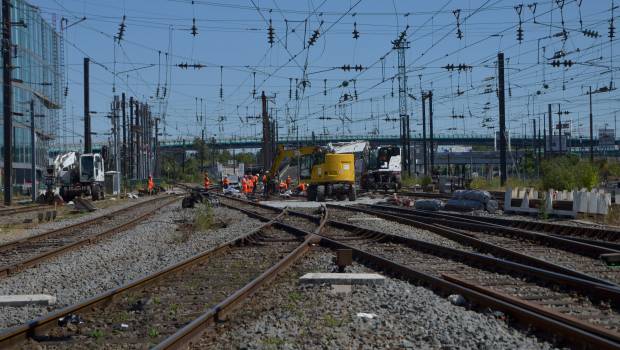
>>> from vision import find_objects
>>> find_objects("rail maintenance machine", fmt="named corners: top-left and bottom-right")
top-left (270, 144), bottom-right (357, 202)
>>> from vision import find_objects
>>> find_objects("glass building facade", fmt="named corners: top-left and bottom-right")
top-left (0, 0), bottom-right (63, 189)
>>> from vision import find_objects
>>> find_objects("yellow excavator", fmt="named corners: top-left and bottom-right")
top-left (269, 145), bottom-right (357, 201)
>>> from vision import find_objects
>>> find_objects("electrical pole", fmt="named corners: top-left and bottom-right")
top-left (557, 104), bottom-right (562, 154)
top-left (429, 90), bottom-right (435, 174)
top-left (84, 58), bottom-right (91, 154)
top-left (537, 116), bottom-right (541, 176)
top-left (394, 31), bottom-right (410, 176)
top-left (422, 92), bottom-right (427, 176)
top-left (589, 86), bottom-right (594, 162)
top-left (3, 0), bottom-right (13, 205)
top-left (121, 93), bottom-right (127, 178)
top-left (261, 91), bottom-right (271, 171)
top-left (135, 102), bottom-right (141, 179)
top-left (548, 104), bottom-right (552, 156)
top-left (498, 52), bottom-right (507, 186)
top-left (129, 97), bottom-right (134, 179)
top-left (30, 100), bottom-right (36, 202)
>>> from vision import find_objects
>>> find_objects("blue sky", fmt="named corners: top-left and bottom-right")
top-left (32, 0), bottom-right (619, 146)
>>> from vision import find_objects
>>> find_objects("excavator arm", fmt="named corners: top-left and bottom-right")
top-left (269, 145), bottom-right (323, 180)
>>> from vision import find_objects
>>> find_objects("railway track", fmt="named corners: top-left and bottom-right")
top-left (380, 203), bottom-right (620, 247)
top-left (333, 204), bottom-right (620, 287)
top-left (217, 198), bottom-right (620, 349)
top-left (0, 195), bottom-right (180, 278)
top-left (0, 204), bottom-right (55, 217)
top-left (0, 212), bottom-right (316, 349)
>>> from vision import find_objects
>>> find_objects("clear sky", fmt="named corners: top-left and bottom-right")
top-left (31, 0), bottom-right (619, 146)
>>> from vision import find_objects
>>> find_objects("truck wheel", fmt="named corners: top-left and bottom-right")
top-left (316, 185), bottom-right (326, 202)
top-left (307, 185), bottom-right (317, 201)
top-left (348, 186), bottom-right (357, 201)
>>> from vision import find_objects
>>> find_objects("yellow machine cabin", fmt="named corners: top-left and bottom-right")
top-left (270, 145), bottom-right (357, 201)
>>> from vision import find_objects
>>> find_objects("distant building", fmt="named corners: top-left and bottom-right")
top-left (0, 0), bottom-right (63, 189)
top-left (599, 128), bottom-right (616, 149)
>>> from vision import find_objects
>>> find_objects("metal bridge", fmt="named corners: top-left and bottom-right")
top-left (50, 134), bottom-right (616, 155)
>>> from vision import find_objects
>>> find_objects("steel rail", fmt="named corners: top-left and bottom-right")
top-left (330, 204), bottom-right (618, 286)
top-left (220, 199), bottom-right (620, 349)
top-left (0, 195), bottom-right (176, 253)
top-left (318, 236), bottom-right (620, 350)
top-left (0, 195), bottom-right (180, 278)
top-left (152, 202), bottom-right (327, 350)
top-left (378, 202), bottom-right (620, 242)
top-left (368, 204), bottom-right (619, 259)
top-left (0, 204), bottom-right (53, 216)
top-left (0, 211), bottom-right (297, 348)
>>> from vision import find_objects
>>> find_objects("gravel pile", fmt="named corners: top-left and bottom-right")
top-left (194, 247), bottom-right (557, 349)
top-left (0, 195), bottom-right (158, 244)
top-left (0, 203), bottom-right (263, 330)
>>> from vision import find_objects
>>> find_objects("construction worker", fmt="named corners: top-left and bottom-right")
top-left (252, 174), bottom-right (259, 193)
top-left (263, 171), bottom-right (270, 197)
top-left (279, 180), bottom-right (288, 192)
top-left (203, 173), bottom-right (210, 190)
top-left (296, 182), bottom-right (307, 193)
top-left (285, 176), bottom-right (292, 189)
top-left (247, 175), bottom-right (254, 193)
top-left (241, 176), bottom-right (248, 194)
top-left (147, 175), bottom-right (155, 195)
top-left (222, 176), bottom-right (230, 189)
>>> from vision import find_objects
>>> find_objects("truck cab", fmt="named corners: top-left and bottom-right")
top-left (79, 153), bottom-right (105, 184)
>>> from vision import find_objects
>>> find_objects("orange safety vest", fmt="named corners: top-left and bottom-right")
top-left (262, 175), bottom-right (267, 183)
top-left (297, 183), bottom-right (306, 192)
top-left (223, 178), bottom-right (230, 186)
top-left (148, 177), bottom-right (154, 190)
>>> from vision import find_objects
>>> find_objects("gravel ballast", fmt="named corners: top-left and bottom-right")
top-left (330, 209), bottom-right (477, 252)
top-left (0, 203), bottom-right (262, 330)
top-left (194, 247), bottom-right (557, 349)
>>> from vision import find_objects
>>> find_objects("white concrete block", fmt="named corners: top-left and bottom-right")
top-left (0, 294), bottom-right (56, 306)
top-left (520, 191), bottom-right (530, 209)
top-left (598, 194), bottom-right (610, 215)
top-left (588, 192), bottom-right (598, 214)
top-left (300, 273), bottom-right (385, 285)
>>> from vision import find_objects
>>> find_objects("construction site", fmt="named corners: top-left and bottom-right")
top-left (1, 0), bottom-right (620, 349)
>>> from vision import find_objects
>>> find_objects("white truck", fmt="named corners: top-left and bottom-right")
top-left (54, 152), bottom-right (106, 201)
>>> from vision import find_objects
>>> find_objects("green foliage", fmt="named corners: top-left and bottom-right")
top-left (90, 329), bottom-right (104, 340)
top-left (148, 327), bottom-right (159, 338)
top-left (518, 150), bottom-right (537, 177)
top-left (262, 337), bottom-right (285, 347)
top-left (401, 175), bottom-right (432, 187)
top-left (323, 314), bottom-right (344, 327)
top-left (193, 204), bottom-right (214, 231)
top-left (541, 155), bottom-right (599, 190)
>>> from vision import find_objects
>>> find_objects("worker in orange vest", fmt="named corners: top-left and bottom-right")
top-left (279, 181), bottom-right (288, 192)
top-left (296, 182), bottom-right (306, 193)
top-left (247, 176), bottom-right (254, 193)
top-left (285, 176), bottom-right (292, 189)
top-left (222, 176), bottom-right (230, 189)
top-left (203, 173), bottom-right (210, 190)
top-left (147, 175), bottom-right (155, 195)
top-left (252, 174), bottom-right (259, 193)
top-left (241, 176), bottom-right (248, 194)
